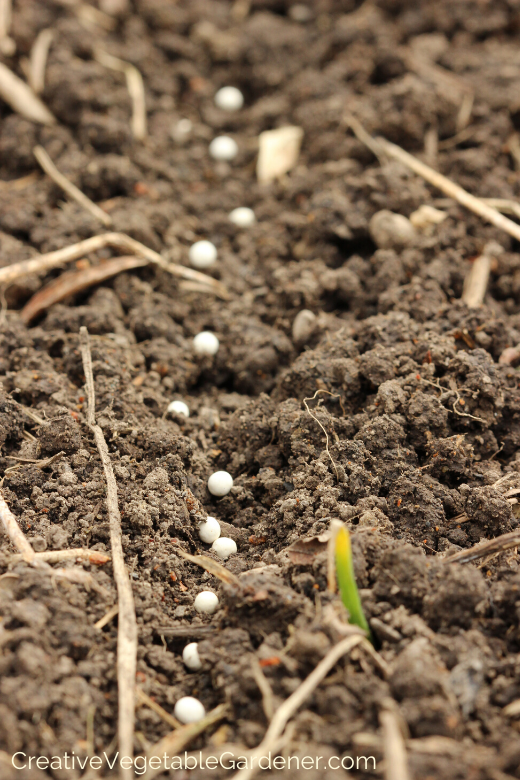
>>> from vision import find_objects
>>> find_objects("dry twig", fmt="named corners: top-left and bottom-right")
top-left (461, 241), bottom-right (503, 309)
top-left (0, 489), bottom-right (36, 564)
top-left (136, 688), bottom-right (181, 730)
top-left (143, 704), bottom-right (229, 780)
top-left (11, 548), bottom-right (110, 565)
top-left (174, 545), bottom-right (240, 586)
top-left (94, 603), bottom-right (119, 630)
top-left (94, 48), bottom-right (147, 140)
top-left (373, 135), bottom-right (520, 244)
top-left (379, 698), bottom-right (411, 780)
top-left (29, 28), bottom-right (54, 94)
top-left (0, 232), bottom-right (229, 299)
top-left (231, 635), bottom-right (363, 780)
top-left (250, 655), bottom-right (275, 720)
top-left (21, 255), bottom-right (148, 323)
top-left (0, 60), bottom-right (55, 124)
top-left (34, 145), bottom-right (113, 227)
top-left (445, 530), bottom-right (520, 565)
top-left (79, 326), bottom-right (137, 780)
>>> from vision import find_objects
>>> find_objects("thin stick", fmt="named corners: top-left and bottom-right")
top-left (250, 655), bottom-right (275, 720)
top-left (0, 489), bottom-right (36, 564)
top-left (94, 603), bottom-right (119, 630)
top-left (29, 28), bottom-right (53, 94)
top-left (136, 688), bottom-right (181, 730)
top-left (94, 49), bottom-right (147, 140)
top-left (379, 698), bottom-right (411, 780)
top-left (461, 243), bottom-right (501, 309)
top-left (0, 60), bottom-right (55, 124)
top-left (0, 232), bottom-right (229, 299)
top-left (34, 145), bottom-right (113, 227)
top-left (143, 704), bottom-right (229, 780)
top-left (11, 548), bottom-right (110, 565)
top-left (231, 635), bottom-right (363, 780)
top-left (374, 135), bottom-right (520, 244)
top-left (79, 326), bottom-right (137, 780)
top-left (445, 529), bottom-right (520, 565)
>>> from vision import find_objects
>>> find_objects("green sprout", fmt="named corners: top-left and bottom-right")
top-left (335, 526), bottom-right (371, 639)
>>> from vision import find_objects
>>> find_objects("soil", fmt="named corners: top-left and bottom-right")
top-left (1, 1), bottom-right (520, 778)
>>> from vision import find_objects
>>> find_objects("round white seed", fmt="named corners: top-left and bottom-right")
top-left (167, 400), bottom-right (190, 418)
top-left (229, 207), bottom-right (256, 227)
top-left (173, 696), bottom-right (206, 724)
top-left (207, 471), bottom-right (233, 497)
top-left (209, 135), bottom-right (238, 161)
top-left (211, 537), bottom-right (237, 560)
top-left (193, 331), bottom-right (219, 356)
top-left (194, 590), bottom-right (219, 614)
top-left (188, 240), bottom-right (217, 269)
top-left (215, 86), bottom-right (244, 112)
top-left (182, 642), bottom-right (202, 671)
top-left (198, 516), bottom-right (221, 544)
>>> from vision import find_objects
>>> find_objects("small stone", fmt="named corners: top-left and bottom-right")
top-left (292, 309), bottom-right (316, 345)
top-left (257, 126), bottom-right (303, 183)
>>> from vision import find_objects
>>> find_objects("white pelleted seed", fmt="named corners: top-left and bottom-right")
top-left (194, 591), bottom-right (219, 614)
top-left (167, 400), bottom-right (190, 418)
top-left (173, 696), bottom-right (206, 724)
top-left (215, 86), bottom-right (244, 112)
top-left (211, 537), bottom-right (237, 560)
top-left (182, 642), bottom-right (202, 671)
top-left (229, 207), bottom-right (256, 227)
top-left (188, 240), bottom-right (217, 269)
top-left (209, 135), bottom-right (238, 161)
top-left (193, 331), bottom-right (219, 356)
top-left (198, 515), bottom-right (221, 544)
top-left (207, 470), bottom-right (233, 496)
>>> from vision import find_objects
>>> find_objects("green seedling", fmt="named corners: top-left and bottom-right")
top-left (335, 526), bottom-right (371, 639)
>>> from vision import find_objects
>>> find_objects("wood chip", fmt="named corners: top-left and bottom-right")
top-left (174, 545), bottom-right (240, 586)
top-left (257, 126), bottom-right (303, 183)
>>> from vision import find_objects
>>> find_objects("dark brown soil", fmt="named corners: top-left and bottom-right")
top-left (1, 1), bottom-right (520, 778)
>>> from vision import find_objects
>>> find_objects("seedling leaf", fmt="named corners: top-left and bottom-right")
top-left (335, 526), bottom-right (371, 638)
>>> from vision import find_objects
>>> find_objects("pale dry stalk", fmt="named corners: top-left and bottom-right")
top-left (231, 635), bottom-right (363, 780)
top-left (0, 60), bottom-right (55, 124)
top-left (94, 48), bottom-right (147, 140)
top-left (34, 145), bottom-right (113, 227)
top-left (29, 28), bottom-right (54, 94)
top-left (79, 326), bottom-right (137, 780)
top-left (0, 232), bottom-right (229, 299)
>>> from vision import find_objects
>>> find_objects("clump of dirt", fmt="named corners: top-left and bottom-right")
top-left (1, 1), bottom-right (520, 779)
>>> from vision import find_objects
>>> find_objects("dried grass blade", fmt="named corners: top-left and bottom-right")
top-left (143, 704), bottom-right (229, 780)
top-left (21, 255), bottom-right (148, 323)
top-left (174, 545), bottom-right (240, 586)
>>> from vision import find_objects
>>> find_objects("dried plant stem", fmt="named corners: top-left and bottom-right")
top-left (79, 326), bottom-right (137, 780)
top-left (29, 28), bottom-right (53, 94)
top-left (374, 136), bottom-right (520, 243)
top-left (34, 145), bottom-right (113, 227)
top-left (11, 548), bottom-right (110, 565)
top-left (136, 688), bottom-right (181, 730)
top-left (250, 655), bottom-right (275, 720)
top-left (231, 635), bottom-right (363, 780)
top-left (461, 242), bottom-right (503, 308)
top-left (0, 60), bottom-right (55, 124)
top-left (446, 529), bottom-right (520, 565)
top-left (0, 489), bottom-right (36, 564)
top-left (94, 603), bottom-right (119, 630)
top-left (0, 231), bottom-right (229, 298)
top-left (94, 49), bottom-right (147, 140)
top-left (143, 704), bottom-right (229, 780)
top-left (379, 698), bottom-right (411, 780)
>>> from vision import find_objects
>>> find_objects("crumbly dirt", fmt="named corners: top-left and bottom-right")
top-left (1, 1), bottom-right (520, 779)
